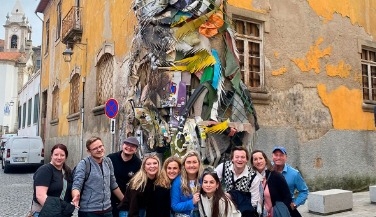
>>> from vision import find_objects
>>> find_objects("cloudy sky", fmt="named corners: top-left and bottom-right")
top-left (0, 0), bottom-right (42, 46)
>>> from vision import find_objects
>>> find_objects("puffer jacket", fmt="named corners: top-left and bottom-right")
top-left (39, 196), bottom-right (75, 217)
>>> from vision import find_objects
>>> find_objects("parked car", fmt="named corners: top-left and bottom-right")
top-left (1, 136), bottom-right (44, 173)
top-left (0, 134), bottom-right (17, 160)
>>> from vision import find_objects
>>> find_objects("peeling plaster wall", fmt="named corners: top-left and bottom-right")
top-left (38, 0), bottom-right (376, 189)
top-left (245, 0), bottom-right (376, 189)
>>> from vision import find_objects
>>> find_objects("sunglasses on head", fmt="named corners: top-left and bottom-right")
top-left (202, 166), bottom-right (216, 175)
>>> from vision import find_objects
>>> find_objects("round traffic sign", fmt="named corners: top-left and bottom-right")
top-left (105, 98), bottom-right (119, 118)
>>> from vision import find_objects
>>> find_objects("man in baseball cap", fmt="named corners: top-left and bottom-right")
top-left (107, 137), bottom-right (141, 216)
top-left (272, 146), bottom-right (309, 217)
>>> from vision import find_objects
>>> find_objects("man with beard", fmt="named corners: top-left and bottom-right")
top-left (272, 146), bottom-right (308, 217)
top-left (107, 137), bottom-right (142, 217)
top-left (215, 146), bottom-right (260, 217)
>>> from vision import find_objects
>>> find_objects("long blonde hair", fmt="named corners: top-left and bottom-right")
top-left (129, 154), bottom-right (161, 191)
top-left (155, 156), bottom-right (182, 189)
top-left (180, 151), bottom-right (203, 196)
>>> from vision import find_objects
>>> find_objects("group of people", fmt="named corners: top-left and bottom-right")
top-left (30, 136), bottom-right (309, 217)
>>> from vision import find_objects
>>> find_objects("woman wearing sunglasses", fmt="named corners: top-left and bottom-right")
top-left (171, 151), bottom-right (203, 217)
top-left (147, 156), bottom-right (182, 217)
top-left (199, 168), bottom-right (241, 217)
top-left (118, 154), bottom-right (161, 217)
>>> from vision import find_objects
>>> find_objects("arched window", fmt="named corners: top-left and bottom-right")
top-left (70, 73), bottom-right (80, 114)
top-left (11, 35), bottom-right (18, 49)
top-left (96, 53), bottom-right (114, 106)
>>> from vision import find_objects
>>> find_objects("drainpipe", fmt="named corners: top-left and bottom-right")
top-left (81, 76), bottom-right (86, 159)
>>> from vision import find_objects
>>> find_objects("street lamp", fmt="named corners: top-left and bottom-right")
top-left (62, 45), bottom-right (74, 62)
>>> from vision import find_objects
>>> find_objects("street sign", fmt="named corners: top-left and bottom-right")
top-left (110, 118), bottom-right (116, 134)
top-left (105, 98), bottom-right (119, 119)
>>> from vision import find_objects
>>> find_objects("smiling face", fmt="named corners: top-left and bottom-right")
top-left (184, 155), bottom-right (200, 176)
top-left (232, 150), bottom-right (248, 171)
top-left (51, 148), bottom-right (66, 168)
top-left (122, 142), bottom-right (138, 156)
top-left (145, 157), bottom-right (159, 179)
top-left (252, 151), bottom-right (267, 173)
top-left (202, 174), bottom-right (219, 198)
top-left (88, 139), bottom-right (105, 160)
top-left (272, 150), bottom-right (287, 167)
top-left (166, 161), bottom-right (180, 180)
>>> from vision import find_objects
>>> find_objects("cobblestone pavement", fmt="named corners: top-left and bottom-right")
top-left (0, 167), bottom-right (35, 217)
top-left (1, 165), bottom-right (375, 217)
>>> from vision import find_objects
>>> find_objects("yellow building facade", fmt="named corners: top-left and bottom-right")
top-left (36, 0), bottom-right (376, 190)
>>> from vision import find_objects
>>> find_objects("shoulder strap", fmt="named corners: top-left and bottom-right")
top-left (199, 194), bottom-right (208, 217)
top-left (83, 157), bottom-right (91, 182)
top-left (60, 169), bottom-right (67, 200)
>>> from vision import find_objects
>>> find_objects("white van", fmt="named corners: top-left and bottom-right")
top-left (1, 136), bottom-right (44, 173)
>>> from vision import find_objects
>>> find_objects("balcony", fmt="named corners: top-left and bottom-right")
top-left (62, 6), bottom-right (83, 45)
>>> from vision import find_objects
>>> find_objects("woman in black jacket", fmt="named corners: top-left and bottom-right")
top-left (251, 150), bottom-right (292, 217)
top-left (147, 156), bottom-right (181, 217)
top-left (118, 154), bottom-right (161, 217)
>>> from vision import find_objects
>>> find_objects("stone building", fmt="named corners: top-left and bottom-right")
top-left (35, 0), bottom-right (376, 190)
top-left (0, 0), bottom-right (36, 135)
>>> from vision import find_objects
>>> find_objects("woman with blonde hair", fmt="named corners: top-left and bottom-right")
top-left (118, 154), bottom-right (161, 217)
top-left (171, 151), bottom-right (204, 217)
top-left (147, 156), bottom-right (182, 217)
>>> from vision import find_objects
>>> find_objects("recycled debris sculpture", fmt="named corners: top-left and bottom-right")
top-left (125, 0), bottom-right (259, 165)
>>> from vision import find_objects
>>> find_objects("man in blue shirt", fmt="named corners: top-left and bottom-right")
top-left (272, 146), bottom-right (309, 217)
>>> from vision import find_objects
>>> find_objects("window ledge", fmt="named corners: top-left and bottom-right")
top-left (362, 103), bottom-right (376, 113)
top-left (50, 118), bottom-right (59, 126)
top-left (251, 91), bottom-right (271, 105)
top-left (92, 104), bottom-right (105, 116)
top-left (67, 112), bottom-right (80, 122)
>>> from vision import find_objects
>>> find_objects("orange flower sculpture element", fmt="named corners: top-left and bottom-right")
top-left (199, 12), bottom-right (224, 38)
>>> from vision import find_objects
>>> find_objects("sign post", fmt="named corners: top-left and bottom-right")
top-left (105, 98), bottom-right (119, 152)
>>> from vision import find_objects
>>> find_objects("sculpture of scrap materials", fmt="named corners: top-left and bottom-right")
top-left (125, 0), bottom-right (259, 165)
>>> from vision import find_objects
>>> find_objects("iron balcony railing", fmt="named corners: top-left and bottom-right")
top-left (62, 6), bottom-right (83, 44)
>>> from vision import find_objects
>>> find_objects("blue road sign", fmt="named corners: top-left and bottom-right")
top-left (105, 98), bottom-right (119, 119)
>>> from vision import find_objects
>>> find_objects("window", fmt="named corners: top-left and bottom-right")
top-left (96, 53), bottom-right (114, 105)
top-left (70, 73), bottom-right (80, 114)
top-left (45, 19), bottom-right (50, 54)
top-left (36, 59), bottom-right (41, 70)
top-left (33, 94), bottom-right (39, 124)
top-left (11, 35), bottom-right (18, 49)
top-left (52, 87), bottom-right (59, 120)
top-left (27, 98), bottom-right (32, 126)
top-left (18, 105), bottom-right (21, 129)
top-left (22, 103), bottom-right (26, 128)
top-left (56, 1), bottom-right (61, 40)
top-left (233, 18), bottom-right (264, 91)
top-left (361, 48), bottom-right (376, 103)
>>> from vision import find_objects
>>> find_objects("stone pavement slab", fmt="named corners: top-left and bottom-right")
top-left (298, 191), bottom-right (376, 217)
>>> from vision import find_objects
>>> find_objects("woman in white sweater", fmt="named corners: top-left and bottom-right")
top-left (199, 168), bottom-right (241, 217)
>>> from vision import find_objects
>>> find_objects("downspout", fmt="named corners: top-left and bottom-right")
top-left (35, 12), bottom-right (43, 22)
top-left (81, 39), bottom-right (88, 159)
top-left (81, 76), bottom-right (85, 159)
top-left (35, 12), bottom-right (43, 139)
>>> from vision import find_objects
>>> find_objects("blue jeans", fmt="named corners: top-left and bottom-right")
top-left (78, 211), bottom-right (113, 217)
top-left (119, 209), bottom-right (145, 217)
top-left (33, 212), bottom-right (40, 217)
